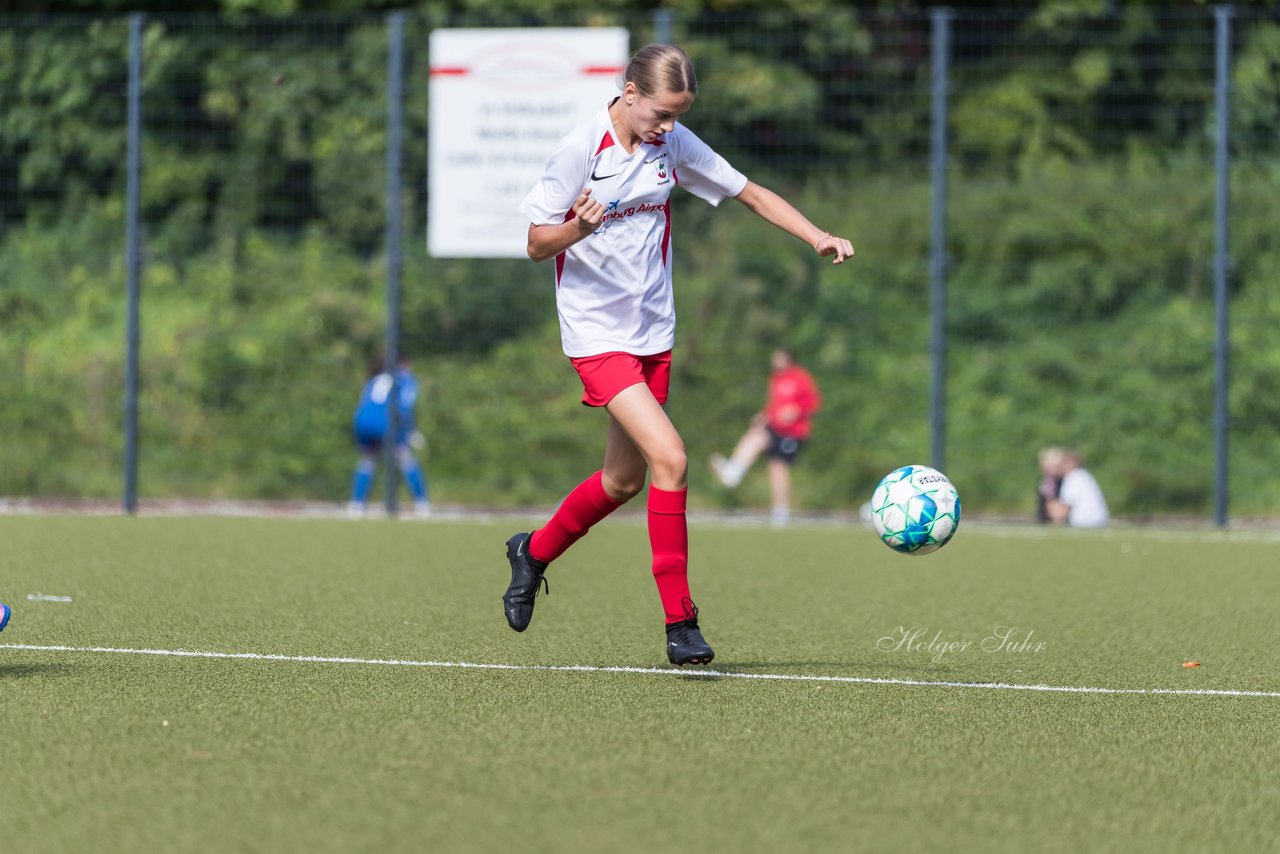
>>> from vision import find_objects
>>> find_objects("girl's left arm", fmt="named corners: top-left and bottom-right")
top-left (732, 180), bottom-right (855, 264)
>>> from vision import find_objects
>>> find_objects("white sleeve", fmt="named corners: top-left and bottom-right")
top-left (673, 126), bottom-right (748, 207)
top-left (1061, 470), bottom-right (1109, 527)
top-left (518, 133), bottom-right (587, 226)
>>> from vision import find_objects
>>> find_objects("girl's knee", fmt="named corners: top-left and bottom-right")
top-left (650, 446), bottom-right (688, 485)
top-left (603, 470), bottom-right (645, 501)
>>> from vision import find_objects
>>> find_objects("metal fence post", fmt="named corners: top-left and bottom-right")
top-left (382, 11), bottom-right (406, 517)
top-left (654, 9), bottom-right (674, 45)
top-left (929, 8), bottom-right (952, 474)
top-left (123, 12), bottom-right (143, 515)
top-left (1213, 5), bottom-right (1232, 528)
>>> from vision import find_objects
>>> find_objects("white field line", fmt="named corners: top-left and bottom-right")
top-left (3, 642), bottom-right (1278, 699)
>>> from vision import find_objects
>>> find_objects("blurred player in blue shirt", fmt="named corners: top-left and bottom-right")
top-left (348, 356), bottom-right (431, 518)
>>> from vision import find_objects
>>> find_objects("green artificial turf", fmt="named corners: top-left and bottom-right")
top-left (3, 515), bottom-right (1279, 853)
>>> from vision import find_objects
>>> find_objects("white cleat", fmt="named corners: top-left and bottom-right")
top-left (710, 454), bottom-right (743, 488)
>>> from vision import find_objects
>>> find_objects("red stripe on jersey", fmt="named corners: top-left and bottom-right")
top-left (556, 208), bottom-right (578, 287)
top-left (429, 67), bottom-right (468, 76)
top-left (660, 168), bottom-right (678, 266)
top-left (582, 66), bottom-right (625, 74)
top-left (661, 201), bottom-right (672, 267)
top-left (594, 131), bottom-right (615, 156)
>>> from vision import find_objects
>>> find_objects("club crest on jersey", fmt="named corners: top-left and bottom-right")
top-left (644, 153), bottom-right (670, 186)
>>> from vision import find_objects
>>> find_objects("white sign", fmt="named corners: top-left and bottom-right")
top-left (428, 28), bottom-right (629, 258)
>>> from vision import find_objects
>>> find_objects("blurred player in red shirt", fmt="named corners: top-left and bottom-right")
top-left (711, 349), bottom-right (822, 526)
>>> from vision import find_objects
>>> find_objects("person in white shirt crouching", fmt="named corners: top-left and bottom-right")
top-left (1041, 446), bottom-right (1109, 528)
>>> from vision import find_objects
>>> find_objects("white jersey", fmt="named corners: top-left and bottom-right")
top-left (519, 105), bottom-right (748, 358)
top-left (1061, 468), bottom-right (1110, 527)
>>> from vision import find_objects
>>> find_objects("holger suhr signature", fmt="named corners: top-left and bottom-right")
top-left (877, 625), bottom-right (1047, 664)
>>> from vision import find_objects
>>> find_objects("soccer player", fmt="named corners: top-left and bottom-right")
top-left (0, 602), bottom-right (11, 633)
top-left (710, 348), bottom-right (822, 526)
top-left (348, 357), bottom-right (431, 518)
top-left (503, 44), bottom-right (854, 665)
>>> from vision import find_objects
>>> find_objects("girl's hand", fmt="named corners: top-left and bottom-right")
top-left (816, 233), bottom-right (855, 264)
top-left (572, 188), bottom-right (606, 232)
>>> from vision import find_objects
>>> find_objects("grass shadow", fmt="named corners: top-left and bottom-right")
top-left (0, 662), bottom-right (70, 679)
top-left (702, 659), bottom-right (975, 679)
top-left (721, 660), bottom-right (860, 672)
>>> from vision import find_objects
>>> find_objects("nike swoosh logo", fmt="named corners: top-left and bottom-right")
top-left (591, 168), bottom-right (621, 182)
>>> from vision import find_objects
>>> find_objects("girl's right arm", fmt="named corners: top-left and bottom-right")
top-left (526, 189), bottom-right (606, 262)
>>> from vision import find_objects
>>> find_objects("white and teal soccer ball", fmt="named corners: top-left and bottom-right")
top-left (869, 465), bottom-right (961, 555)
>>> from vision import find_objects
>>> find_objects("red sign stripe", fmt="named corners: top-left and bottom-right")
top-left (430, 65), bottom-right (623, 77)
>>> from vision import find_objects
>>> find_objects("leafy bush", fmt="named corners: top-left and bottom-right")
top-left (7, 159), bottom-right (1280, 515)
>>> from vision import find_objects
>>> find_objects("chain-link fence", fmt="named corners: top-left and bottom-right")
top-left (2, 7), bottom-right (1278, 520)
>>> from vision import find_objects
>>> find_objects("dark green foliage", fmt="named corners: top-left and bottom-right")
top-left (10, 162), bottom-right (1276, 515)
top-left (4, 7), bottom-right (1280, 516)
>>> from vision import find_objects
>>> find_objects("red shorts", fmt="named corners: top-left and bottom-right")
top-left (569, 350), bottom-right (672, 407)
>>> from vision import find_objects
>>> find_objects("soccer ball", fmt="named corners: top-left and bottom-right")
top-left (869, 465), bottom-right (961, 555)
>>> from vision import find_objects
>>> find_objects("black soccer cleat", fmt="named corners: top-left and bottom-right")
top-left (503, 532), bottom-right (549, 632)
top-left (665, 599), bottom-right (715, 666)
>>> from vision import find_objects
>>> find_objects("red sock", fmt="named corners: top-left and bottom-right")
top-left (528, 471), bottom-right (625, 564)
top-left (648, 486), bottom-right (691, 624)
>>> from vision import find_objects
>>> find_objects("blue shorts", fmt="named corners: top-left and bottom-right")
top-left (355, 426), bottom-right (411, 452)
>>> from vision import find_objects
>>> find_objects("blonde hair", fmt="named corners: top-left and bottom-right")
top-left (1039, 446), bottom-right (1064, 465)
top-left (1038, 446), bottom-right (1066, 473)
top-left (624, 44), bottom-right (698, 97)
top-left (1039, 445), bottom-right (1085, 474)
